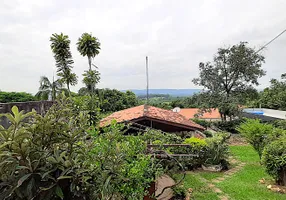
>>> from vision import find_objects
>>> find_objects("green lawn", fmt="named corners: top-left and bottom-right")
top-left (182, 145), bottom-right (286, 200)
top-left (183, 173), bottom-right (220, 200)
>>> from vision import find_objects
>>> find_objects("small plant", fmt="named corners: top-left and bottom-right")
top-left (262, 138), bottom-right (286, 186)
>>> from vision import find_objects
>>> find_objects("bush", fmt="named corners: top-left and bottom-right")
top-left (0, 97), bottom-right (161, 199)
top-left (183, 137), bottom-right (207, 147)
top-left (237, 119), bottom-right (285, 158)
top-left (215, 132), bottom-right (231, 142)
top-left (262, 138), bottom-right (286, 186)
top-left (271, 120), bottom-right (286, 129)
top-left (203, 130), bottom-right (213, 137)
top-left (205, 136), bottom-right (229, 168)
top-left (173, 184), bottom-right (187, 199)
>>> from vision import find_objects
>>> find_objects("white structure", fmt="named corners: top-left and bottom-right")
top-left (243, 108), bottom-right (286, 121)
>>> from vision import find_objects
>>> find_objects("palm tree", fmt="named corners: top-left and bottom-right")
top-left (35, 76), bottom-right (66, 101)
top-left (50, 33), bottom-right (77, 92)
top-left (57, 69), bottom-right (78, 92)
top-left (82, 67), bottom-right (100, 94)
top-left (76, 33), bottom-right (101, 70)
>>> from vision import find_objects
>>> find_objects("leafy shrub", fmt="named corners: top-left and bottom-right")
top-left (215, 132), bottom-right (231, 142)
top-left (237, 119), bottom-right (285, 158)
top-left (205, 136), bottom-right (229, 168)
top-left (90, 122), bottom-right (162, 199)
top-left (173, 184), bottom-right (187, 199)
top-left (203, 130), bottom-right (213, 137)
top-left (262, 138), bottom-right (286, 186)
top-left (152, 139), bottom-right (163, 145)
top-left (178, 137), bottom-right (208, 169)
top-left (192, 118), bottom-right (211, 128)
top-left (0, 97), bottom-right (161, 199)
top-left (271, 120), bottom-right (286, 129)
top-left (183, 137), bottom-right (207, 147)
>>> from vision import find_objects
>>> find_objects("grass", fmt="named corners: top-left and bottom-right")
top-left (183, 173), bottom-right (220, 200)
top-left (195, 171), bottom-right (224, 181)
top-left (217, 146), bottom-right (285, 200)
top-left (182, 145), bottom-right (286, 200)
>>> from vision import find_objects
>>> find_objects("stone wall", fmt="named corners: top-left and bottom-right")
top-left (0, 101), bottom-right (54, 128)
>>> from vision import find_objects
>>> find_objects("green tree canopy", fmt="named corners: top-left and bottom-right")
top-left (77, 33), bottom-right (101, 70)
top-left (193, 42), bottom-right (265, 120)
top-left (254, 74), bottom-right (286, 110)
top-left (78, 88), bottom-right (138, 113)
top-left (0, 91), bottom-right (36, 103)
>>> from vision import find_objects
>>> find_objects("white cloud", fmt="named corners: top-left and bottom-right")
top-left (0, 0), bottom-right (286, 94)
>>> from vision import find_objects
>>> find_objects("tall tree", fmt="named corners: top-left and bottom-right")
top-left (35, 76), bottom-right (66, 101)
top-left (76, 33), bottom-right (101, 70)
top-left (77, 33), bottom-right (101, 94)
top-left (193, 42), bottom-right (265, 120)
top-left (50, 33), bottom-right (77, 92)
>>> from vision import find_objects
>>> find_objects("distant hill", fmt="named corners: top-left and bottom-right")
top-left (122, 89), bottom-right (201, 97)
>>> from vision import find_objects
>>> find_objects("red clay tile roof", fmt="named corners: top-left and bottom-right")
top-left (100, 105), bottom-right (204, 130)
top-left (178, 108), bottom-right (221, 119)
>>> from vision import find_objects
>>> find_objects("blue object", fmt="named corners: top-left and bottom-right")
top-left (246, 111), bottom-right (264, 115)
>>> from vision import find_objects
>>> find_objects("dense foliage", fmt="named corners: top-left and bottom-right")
top-left (212, 119), bottom-right (245, 134)
top-left (146, 131), bottom-right (229, 170)
top-left (0, 91), bottom-right (36, 103)
top-left (238, 118), bottom-right (286, 186)
top-left (80, 88), bottom-right (139, 112)
top-left (262, 138), bottom-right (286, 186)
top-left (248, 74), bottom-right (286, 110)
top-left (0, 98), bottom-right (161, 199)
top-left (237, 119), bottom-right (276, 158)
top-left (193, 42), bottom-right (265, 120)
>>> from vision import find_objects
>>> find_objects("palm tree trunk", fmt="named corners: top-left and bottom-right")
top-left (52, 87), bottom-right (55, 101)
top-left (67, 83), bottom-right (71, 96)
top-left (88, 57), bottom-right (92, 71)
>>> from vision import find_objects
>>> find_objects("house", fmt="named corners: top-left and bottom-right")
top-left (100, 105), bottom-right (205, 133)
top-left (178, 108), bottom-right (221, 121)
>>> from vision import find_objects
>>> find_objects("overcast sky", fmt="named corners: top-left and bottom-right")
top-left (0, 0), bottom-right (286, 94)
